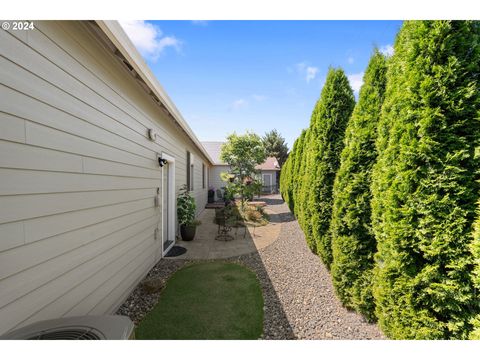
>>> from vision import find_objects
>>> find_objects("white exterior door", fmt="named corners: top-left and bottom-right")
top-left (162, 153), bottom-right (176, 256)
top-left (262, 173), bottom-right (272, 193)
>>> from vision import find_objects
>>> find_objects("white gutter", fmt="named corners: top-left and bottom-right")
top-left (95, 20), bottom-right (214, 165)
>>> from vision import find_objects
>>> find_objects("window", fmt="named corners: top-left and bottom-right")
top-left (202, 163), bottom-right (206, 189)
top-left (187, 151), bottom-right (194, 191)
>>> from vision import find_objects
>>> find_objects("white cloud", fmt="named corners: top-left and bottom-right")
top-left (230, 99), bottom-right (248, 110)
top-left (379, 44), bottom-right (394, 57)
top-left (348, 72), bottom-right (364, 94)
top-left (252, 94), bottom-right (267, 101)
top-left (306, 66), bottom-right (319, 83)
top-left (293, 62), bottom-right (319, 83)
top-left (192, 20), bottom-right (209, 26)
top-left (295, 62), bottom-right (307, 72)
top-left (347, 56), bottom-right (354, 64)
top-left (119, 20), bottom-right (181, 61)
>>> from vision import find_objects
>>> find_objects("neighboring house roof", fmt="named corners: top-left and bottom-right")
top-left (201, 141), bottom-right (280, 170)
top-left (255, 157), bottom-right (281, 171)
top-left (95, 21), bottom-right (214, 165)
top-left (201, 141), bottom-right (227, 165)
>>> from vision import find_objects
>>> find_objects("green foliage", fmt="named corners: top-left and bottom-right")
top-left (177, 184), bottom-right (198, 226)
top-left (279, 153), bottom-right (291, 207)
top-left (330, 50), bottom-right (387, 322)
top-left (291, 130), bottom-right (306, 216)
top-left (370, 20), bottom-right (480, 339)
top-left (280, 133), bottom-right (302, 213)
top-left (470, 206), bottom-right (480, 339)
top-left (221, 131), bottom-right (267, 203)
top-left (295, 129), bottom-right (313, 246)
top-left (303, 68), bottom-right (355, 265)
top-left (221, 131), bottom-right (266, 181)
top-left (262, 129), bottom-right (289, 166)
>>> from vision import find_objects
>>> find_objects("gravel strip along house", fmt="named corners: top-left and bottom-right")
top-left (0, 20), bottom-right (214, 335)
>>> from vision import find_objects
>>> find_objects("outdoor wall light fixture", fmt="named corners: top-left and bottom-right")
top-left (158, 157), bottom-right (168, 167)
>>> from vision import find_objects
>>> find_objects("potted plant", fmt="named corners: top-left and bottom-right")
top-left (177, 184), bottom-right (201, 241)
top-left (208, 186), bottom-right (215, 203)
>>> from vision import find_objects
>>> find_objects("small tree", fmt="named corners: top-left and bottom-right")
top-left (262, 129), bottom-right (289, 167)
top-left (221, 131), bottom-right (267, 203)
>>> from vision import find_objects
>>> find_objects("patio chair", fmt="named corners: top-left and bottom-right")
top-left (216, 189), bottom-right (223, 202)
top-left (214, 208), bottom-right (234, 241)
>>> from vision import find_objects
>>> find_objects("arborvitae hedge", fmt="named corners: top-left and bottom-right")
top-left (470, 206), bottom-right (480, 339)
top-left (330, 50), bottom-right (387, 321)
top-left (304, 68), bottom-right (355, 266)
top-left (296, 129), bottom-right (314, 249)
top-left (371, 21), bottom-right (480, 339)
top-left (279, 156), bottom-right (289, 205)
top-left (291, 130), bottom-right (306, 216)
top-left (280, 140), bottom-right (295, 211)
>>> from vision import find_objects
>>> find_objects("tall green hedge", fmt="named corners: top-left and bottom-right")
top-left (280, 140), bottom-right (295, 211)
top-left (371, 20), bottom-right (480, 339)
top-left (330, 50), bottom-right (387, 321)
top-left (279, 155), bottom-right (289, 205)
top-left (470, 206), bottom-right (480, 339)
top-left (291, 130), bottom-right (306, 216)
top-left (296, 128), bottom-right (314, 248)
top-left (304, 68), bottom-right (355, 266)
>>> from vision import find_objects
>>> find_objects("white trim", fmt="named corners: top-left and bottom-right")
top-left (161, 152), bottom-right (176, 256)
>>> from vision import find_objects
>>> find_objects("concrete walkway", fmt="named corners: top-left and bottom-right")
top-left (171, 198), bottom-right (282, 259)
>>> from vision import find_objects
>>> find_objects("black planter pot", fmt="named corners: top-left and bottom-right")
top-left (208, 190), bottom-right (215, 203)
top-left (180, 224), bottom-right (196, 241)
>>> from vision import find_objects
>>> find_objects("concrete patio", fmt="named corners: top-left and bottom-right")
top-left (171, 200), bottom-right (282, 259)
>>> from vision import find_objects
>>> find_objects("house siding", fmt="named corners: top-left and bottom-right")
top-left (260, 170), bottom-right (278, 187)
top-left (0, 21), bottom-right (209, 335)
top-left (208, 165), bottom-right (231, 199)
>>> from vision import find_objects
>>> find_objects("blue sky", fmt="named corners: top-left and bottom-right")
top-left (120, 20), bottom-right (402, 149)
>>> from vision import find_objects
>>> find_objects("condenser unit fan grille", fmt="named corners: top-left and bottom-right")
top-left (27, 327), bottom-right (102, 340)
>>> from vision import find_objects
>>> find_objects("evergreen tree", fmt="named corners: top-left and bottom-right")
top-left (296, 129), bottom-right (314, 248)
top-left (292, 129), bottom-right (307, 216)
top-left (304, 68), bottom-right (355, 265)
top-left (280, 144), bottom-right (294, 211)
top-left (262, 129), bottom-right (289, 167)
top-left (371, 21), bottom-right (480, 339)
top-left (330, 50), bottom-right (387, 321)
top-left (470, 205), bottom-right (480, 339)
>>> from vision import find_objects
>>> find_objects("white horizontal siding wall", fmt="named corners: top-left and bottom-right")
top-left (0, 20), bottom-right (210, 335)
top-left (208, 165), bottom-right (231, 200)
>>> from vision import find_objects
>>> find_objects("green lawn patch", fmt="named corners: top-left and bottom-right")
top-left (135, 262), bottom-right (264, 339)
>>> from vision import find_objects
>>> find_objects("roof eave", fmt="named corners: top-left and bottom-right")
top-left (95, 20), bottom-right (214, 165)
